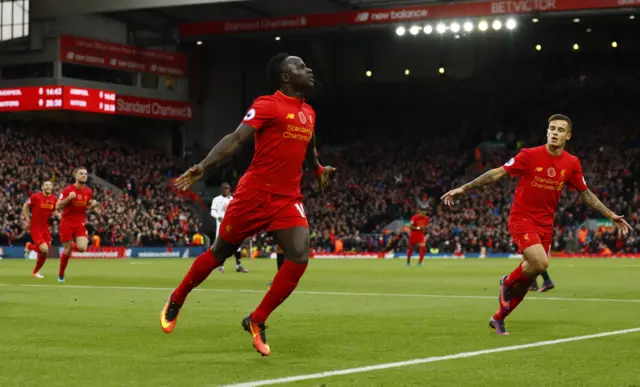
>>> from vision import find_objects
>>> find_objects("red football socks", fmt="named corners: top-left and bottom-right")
top-left (418, 246), bottom-right (426, 264)
top-left (33, 253), bottom-right (47, 274)
top-left (59, 252), bottom-right (71, 278)
top-left (493, 293), bottom-right (528, 321)
top-left (251, 260), bottom-right (308, 324)
top-left (494, 277), bottom-right (533, 321)
top-left (171, 249), bottom-right (221, 305)
top-left (27, 243), bottom-right (40, 254)
top-left (407, 248), bottom-right (412, 264)
top-left (493, 305), bottom-right (508, 321)
top-left (72, 242), bottom-right (78, 252)
top-left (504, 261), bottom-right (531, 287)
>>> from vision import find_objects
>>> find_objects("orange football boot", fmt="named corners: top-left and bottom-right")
top-left (160, 295), bottom-right (182, 334)
top-left (242, 314), bottom-right (271, 356)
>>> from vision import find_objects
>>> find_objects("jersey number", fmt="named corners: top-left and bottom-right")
top-left (294, 203), bottom-right (306, 218)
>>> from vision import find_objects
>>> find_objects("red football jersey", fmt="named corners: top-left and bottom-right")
top-left (410, 214), bottom-right (429, 236)
top-left (503, 145), bottom-right (588, 229)
top-left (238, 91), bottom-right (316, 197)
top-left (59, 184), bottom-right (93, 225)
top-left (27, 193), bottom-right (57, 230)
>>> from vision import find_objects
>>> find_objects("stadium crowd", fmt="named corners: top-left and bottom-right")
top-left (0, 123), bottom-right (201, 247)
top-left (1, 55), bottom-right (638, 255)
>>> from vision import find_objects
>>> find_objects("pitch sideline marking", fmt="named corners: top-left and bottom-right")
top-left (218, 327), bottom-right (640, 387)
top-left (4, 283), bottom-right (640, 304)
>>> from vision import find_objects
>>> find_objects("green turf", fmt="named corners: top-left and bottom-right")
top-left (1, 258), bottom-right (639, 387)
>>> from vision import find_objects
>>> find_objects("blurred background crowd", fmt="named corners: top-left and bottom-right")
top-left (2, 55), bottom-right (639, 256)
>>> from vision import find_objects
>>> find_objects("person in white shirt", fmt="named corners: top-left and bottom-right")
top-left (211, 183), bottom-right (248, 273)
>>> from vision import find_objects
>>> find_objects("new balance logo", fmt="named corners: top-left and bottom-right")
top-left (535, 167), bottom-right (543, 172)
top-left (286, 113), bottom-right (295, 119)
top-left (355, 12), bottom-right (370, 22)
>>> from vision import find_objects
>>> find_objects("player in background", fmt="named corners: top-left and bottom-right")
top-left (407, 207), bottom-right (429, 267)
top-left (275, 244), bottom-right (285, 271)
top-left (162, 53), bottom-right (335, 356)
top-left (22, 181), bottom-right (58, 278)
top-left (211, 182), bottom-right (248, 273)
top-left (267, 245), bottom-right (286, 286)
top-left (56, 167), bottom-right (100, 283)
top-left (529, 270), bottom-right (555, 292)
top-left (441, 114), bottom-right (631, 335)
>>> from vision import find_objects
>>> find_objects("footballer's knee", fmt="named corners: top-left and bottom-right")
top-left (211, 239), bottom-right (239, 263)
top-left (528, 255), bottom-right (549, 273)
top-left (39, 245), bottom-right (49, 255)
top-left (273, 227), bottom-right (310, 264)
top-left (286, 238), bottom-right (310, 264)
top-left (523, 245), bottom-right (549, 274)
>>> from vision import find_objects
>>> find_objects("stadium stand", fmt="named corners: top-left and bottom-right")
top-left (2, 56), bottom-right (638, 256)
top-left (1, 123), bottom-right (201, 247)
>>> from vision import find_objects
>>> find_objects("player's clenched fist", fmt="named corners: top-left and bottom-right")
top-left (68, 192), bottom-right (77, 200)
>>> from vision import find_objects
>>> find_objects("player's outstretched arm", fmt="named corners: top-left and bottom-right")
top-left (441, 167), bottom-right (508, 207)
top-left (199, 123), bottom-right (255, 169)
top-left (305, 133), bottom-right (335, 192)
top-left (175, 124), bottom-right (255, 191)
top-left (580, 189), bottom-right (632, 236)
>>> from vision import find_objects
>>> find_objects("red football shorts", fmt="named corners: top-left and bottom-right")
top-left (509, 219), bottom-right (552, 256)
top-left (218, 189), bottom-right (308, 245)
top-left (409, 233), bottom-right (425, 246)
top-left (30, 229), bottom-right (52, 248)
top-left (59, 221), bottom-right (88, 243)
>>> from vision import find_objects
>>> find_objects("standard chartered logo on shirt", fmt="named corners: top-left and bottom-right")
top-left (505, 158), bottom-right (515, 167)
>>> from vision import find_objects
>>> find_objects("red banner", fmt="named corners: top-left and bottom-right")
top-left (0, 86), bottom-right (116, 114)
top-left (60, 36), bottom-right (187, 77)
top-left (180, 0), bottom-right (640, 36)
top-left (116, 95), bottom-right (193, 121)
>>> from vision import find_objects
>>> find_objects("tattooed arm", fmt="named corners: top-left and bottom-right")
top-left (460, 167), bottom-right (509, 193)
top-left (441, 167), bottom-right (508, 206)
top-left (580, 189), bottom-right (615, 219)
top-left (580, 189), bottom-right (632, 236)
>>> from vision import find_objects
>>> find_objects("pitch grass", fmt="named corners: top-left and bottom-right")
top-left (1, 258), bottom-right (640, 387)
